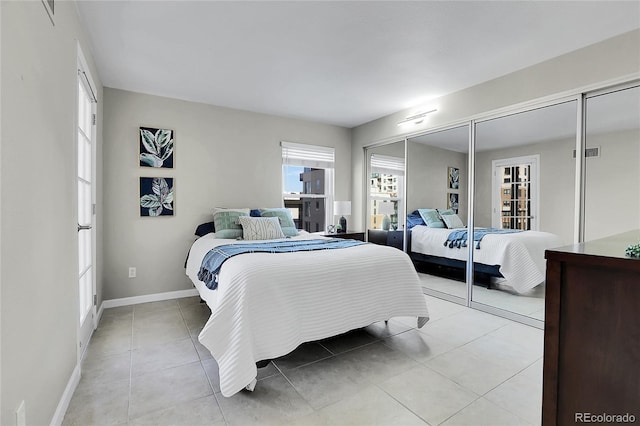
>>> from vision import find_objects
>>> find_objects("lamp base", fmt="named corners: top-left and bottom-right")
top-left (382, 215), bottom-right (391, 231)
top-left (338, 216), bottom-right (347, 233)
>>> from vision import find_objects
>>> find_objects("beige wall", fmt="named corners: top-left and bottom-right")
top-left (406, 142), bottom-right (468, 218)
top-left (583, 129), bottom-right (640, 240)
top-left (103, 88), bottom-right (352, 300)
top-left (1, 1), bottom-right (103, 424)
top-left (475, 138), bottom-right (577, 245)
top-left (351, 29), bottom-right (640, 231)
top-left (473, 129), bottom-right (640, 245)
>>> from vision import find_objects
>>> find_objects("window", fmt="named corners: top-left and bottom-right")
top-left (492, 155), bottom-right (539, 230)
top-left (369, 154), bottom-right (405, 230)
top-left (281, 142), bottom-right (335, 232)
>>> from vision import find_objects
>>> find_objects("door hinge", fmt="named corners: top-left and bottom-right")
top-left (93, 294), bottom-right (97, 306)
top-left (92, 203), bottom-right (96, 215)
top-left (92, 113), bottom-right (96, 126)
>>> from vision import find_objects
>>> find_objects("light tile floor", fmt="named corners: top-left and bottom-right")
top-left (420, 273), bottom-right (546, 320)
top-left (63, 294), bottom-right (543, 425)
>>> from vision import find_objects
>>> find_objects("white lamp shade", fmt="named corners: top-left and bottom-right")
top-left (378, 201), bottom-right (395, 215)
top-left (334, 201), bottom-right (351, 216)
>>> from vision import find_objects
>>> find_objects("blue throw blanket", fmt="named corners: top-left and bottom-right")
top-left (198, 238), bottom-right (366, 290)
top-left (444, 228), bottom-right (521, 249)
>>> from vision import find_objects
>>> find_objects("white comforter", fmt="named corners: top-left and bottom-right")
top-left (411, 225), bottom-right (562, 293)
top-left (186, 232), bottom-right (429, 397)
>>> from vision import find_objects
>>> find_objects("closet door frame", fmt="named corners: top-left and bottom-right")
top-left (362, 76), bottom-right (640, 328)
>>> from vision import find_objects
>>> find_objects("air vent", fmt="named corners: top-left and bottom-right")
top-left (572, 147), bottom-right (600, 158)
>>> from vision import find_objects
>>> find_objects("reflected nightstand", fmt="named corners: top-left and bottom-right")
top-left (367, 229), bottom-right (404, 250)
top-left (322, 231), bottom-right (365, 241)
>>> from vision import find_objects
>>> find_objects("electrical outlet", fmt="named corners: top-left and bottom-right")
top-left (128, 267), bottom-right (136, 278)
top-left (16, 401), bottom-right (26, 426)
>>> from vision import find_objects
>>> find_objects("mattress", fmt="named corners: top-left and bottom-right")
top-left (186, 231), bottom-right (429, 397)
top-left (411, 225), bottom-right (562, 293)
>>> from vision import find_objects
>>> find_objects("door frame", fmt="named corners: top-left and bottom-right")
top-left (77, 43), bottom-right (98, 360)
top-left (491, 154), bottom-right (540, 230)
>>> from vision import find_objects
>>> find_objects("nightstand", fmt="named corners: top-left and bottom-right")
top-left (323, 231), bottom-right (365, 241)
top-left (367, 229), bottom-right (404, 250)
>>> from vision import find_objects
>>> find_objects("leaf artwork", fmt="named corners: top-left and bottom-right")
top-left (140, 177), bottom-right (174, 216)
top-left (140, 127), bottom-right (174, 168)
top-left (449, 167), bottom-right (459, 189)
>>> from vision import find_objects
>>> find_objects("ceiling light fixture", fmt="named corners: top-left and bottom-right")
top-left (397, 108), bottom-right (438, 126)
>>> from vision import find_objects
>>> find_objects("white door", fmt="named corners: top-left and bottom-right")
top-left (77, 52), bottom-right (97, 356)
top-left (492, 155), bottom-right (539, 230)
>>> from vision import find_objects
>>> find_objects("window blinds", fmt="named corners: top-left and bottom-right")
top-left (281, 141), bottom-right (335, 169)
top-left (371, 154), bottom-right (405, 176)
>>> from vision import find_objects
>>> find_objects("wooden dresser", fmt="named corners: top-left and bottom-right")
top-left (542, 230), bottom-right (640, 425)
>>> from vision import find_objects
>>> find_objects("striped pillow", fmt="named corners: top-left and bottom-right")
top-left (213, 210), bottom-right (248, 239)
top-left (238, 216), bottom-right (285, 240)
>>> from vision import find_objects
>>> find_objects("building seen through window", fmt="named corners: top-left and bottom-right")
top-left (281, 142), bottom-right (335, 233)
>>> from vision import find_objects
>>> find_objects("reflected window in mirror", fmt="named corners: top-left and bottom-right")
top-left (369, 153), bottom-right (405, 230)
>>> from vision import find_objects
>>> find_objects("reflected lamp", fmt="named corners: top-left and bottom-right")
top-left (378, 202), bottom-right (395, 231)
top-left (334, 201), bottom-right (351, 233)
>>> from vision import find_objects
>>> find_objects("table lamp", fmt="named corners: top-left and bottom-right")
top-left (378, 201), bottom-right (395, 231)
top-left (334, 201), bottom-right (351, 233)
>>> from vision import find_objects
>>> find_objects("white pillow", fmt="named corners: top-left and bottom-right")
top-left (237, 216), bottom-right (285, 240)
top-left (441, 213), bottom-right (465, 229)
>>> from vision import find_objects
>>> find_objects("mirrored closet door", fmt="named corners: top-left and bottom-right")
top-left (472, 101), bottom-right (578, 321)
top-left (406, 125), bottom-right (470, 303)
top-left (365, 141), bottom-right (406, 248)
top-left (583, 84), bottom-right (640, 241)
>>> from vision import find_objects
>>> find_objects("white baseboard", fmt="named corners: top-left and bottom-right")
top-left (102, 288), bottom-right (199, 309)
top-left (96, 301), bottom-right (105, 327)
top-left (50, 364), bottom-right (81, 426)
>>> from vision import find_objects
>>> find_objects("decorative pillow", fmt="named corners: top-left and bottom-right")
top-left (249, 209), bottom-right (262, 217)
top-left (238, 216), bottom-right (285, 240)
top-left (195, 221), bottom-right (215, 237)
top-left (212, 207), bottom-right (251, 217)
top-left (407, 211), bottom-right (426, 230)
top-left (213, 211), bottom-right (248, 239)
top-left (259, 208), bottom-right (299, 237)
top-left (441, 213), bottom-right (465, 229)
top-left (438, 208), bottom-right (456, 216)
top-left (417, 208), bottom-right (445, 228)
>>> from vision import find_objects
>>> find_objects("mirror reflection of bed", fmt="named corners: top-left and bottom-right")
top-left (406, 101), bottom-right (579, 321)
top-left (472, 101), bottom-right (578, 319)
top-left (404, 85), bottom-right (639, 324)
top-left (406, 126), bottom-right (472, 305)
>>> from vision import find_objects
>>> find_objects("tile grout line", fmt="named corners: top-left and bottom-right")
top-left (178, 299), bottom-right (229, 425)
top-left (374, 383), bottom-right (434, 425)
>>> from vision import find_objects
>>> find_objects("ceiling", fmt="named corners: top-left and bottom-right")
top-left (410, 86), bottom-right (640, 152)
top-left (76, 1), bottom-right (640, 128)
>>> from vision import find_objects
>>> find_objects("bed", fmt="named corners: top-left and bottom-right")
top-left (185, 228), bottom-right (429, 397)
top-left (410, 225), bottom-right (562, 293)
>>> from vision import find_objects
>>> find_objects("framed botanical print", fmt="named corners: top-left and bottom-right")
top-left (448, 166), bottom-right (459, 190)
top-left (140, 177), bottom-right (174, 216)
top-left (139, 127), bottom-right (174, 168)
top-left (447, 192), bottom-right (459, 214)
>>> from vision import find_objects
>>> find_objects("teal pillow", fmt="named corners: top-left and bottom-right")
top-left (213, 211), bottom-right (248, 239)
top-left (417, 208), bottom-right (445, 228)
top-left (438, 208), bottom-right (456, 216)
top-left (259, 208), bottom-right (299, 237)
